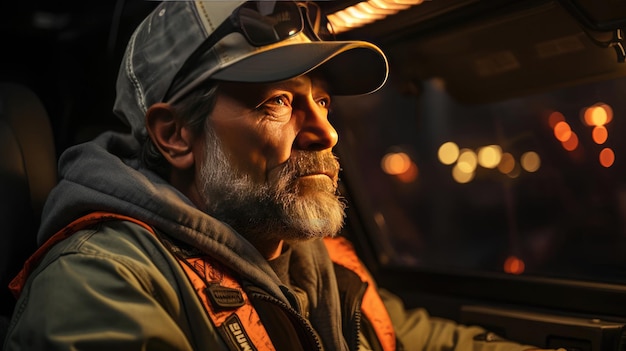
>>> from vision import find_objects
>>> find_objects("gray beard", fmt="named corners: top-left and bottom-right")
top-left (198, 127), bottom-right (346, 243)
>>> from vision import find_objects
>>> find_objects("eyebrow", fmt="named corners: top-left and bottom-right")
top-left (218, 74), bottom-right (329, 107)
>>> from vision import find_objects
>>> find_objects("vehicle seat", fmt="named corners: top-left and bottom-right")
top-left (0, 82), bottom-right (57, 337)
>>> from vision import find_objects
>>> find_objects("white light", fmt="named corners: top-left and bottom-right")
top-left (328, 0), bottom-right (427, 33)
top-left (355, 2), bottom-right (396, 16)
top-left (369, 0), bottom-right (411, 10)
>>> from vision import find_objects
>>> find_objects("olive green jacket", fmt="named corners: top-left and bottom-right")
top-left (4, 220), bottom-right (536, 351)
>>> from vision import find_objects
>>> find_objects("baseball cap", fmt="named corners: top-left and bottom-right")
top-left (113, 0), bottom-right (389, 139)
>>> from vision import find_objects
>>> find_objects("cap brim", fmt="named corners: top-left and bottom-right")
top-left (211, 40), bottom-right (389, 96)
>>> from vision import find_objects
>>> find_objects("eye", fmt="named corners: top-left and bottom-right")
top-left (254, 94), bottom-right (291, 110)
top-left (317, 96), bottom-right (330, 109)
top-left (256, 93), bottom-right (293, 121)
top-left (270, 95), bottom-right (290, 107)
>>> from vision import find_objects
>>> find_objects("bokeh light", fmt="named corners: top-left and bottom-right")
top-left (396, 162), bottom-right (419, 183)
top-left (452, 164), bottom-right (475, 183)
top-left (548, 111), bottom-right (565, 128)
top-left (381, 152), bottom-right (411, 175)
top-left (561, 131), bottom-right (579, 151)
top-left (457, 148), bottom-right (478, 173)
top-left (592, 126), bottom-right (608, 144)
top-left (381, 151), bottom-right (419, 183)
top-left (504, 256), bottom-right (525, 275)
top-left (497, 152), bottom-right (516, 175)
top-left (520, 151), bottom-right (541, 172)
top-left (599, 148), bottom-right (615, 168)
top-left (477, 145), bottom-right (502, 169)
top-left (553, 121), bottom-right (572, 142)
top-left (438, 141), bottom-right (460, 165)
top-left (583, 103), bottom-right (613, 126)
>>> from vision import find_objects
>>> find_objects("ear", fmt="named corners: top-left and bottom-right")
top-left (145, 102), bottom-right (195, 170)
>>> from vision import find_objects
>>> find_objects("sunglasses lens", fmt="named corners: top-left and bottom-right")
top-left (239, 1), bottom-right (304, 46)
top-left (301, 2), bottom-right (336, 41)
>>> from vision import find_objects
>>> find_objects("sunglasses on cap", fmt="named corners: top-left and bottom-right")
top-left (164, 1), bottom-right (335, 102)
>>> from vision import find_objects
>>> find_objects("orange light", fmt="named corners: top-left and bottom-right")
top-left (497, 152), bottom-right (516, 174)
top-left (381, 152), bottom-right (411, 175)
top-left (548, 111), bottom-right (565, 129)
top-left (592, 126), bottom-right (608, 144)
top-left (553, 121), bottom-right (572, 142)
top-left (599, 148), bottom-right (615, 168)
top-left (396, 162), bottom-right (419, 183)
top-left (600, 103), bottom-right (614, 124)
top-left (561, 132), bottom-right (578, 151)
top-left (583, 103), bottom-right (614, 126)
top-left (590, 106), bottom-right (608, 126)
top-left (503, 256), bottom-right (525, 275)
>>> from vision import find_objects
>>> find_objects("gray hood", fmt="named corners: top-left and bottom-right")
top-left (39, 131), bottom-right (284, 298)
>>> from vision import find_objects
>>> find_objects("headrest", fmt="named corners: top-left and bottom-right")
top-left (0, 82), bottom-right (57, 317)
top-left (0, 82), bottom-right (57, 215)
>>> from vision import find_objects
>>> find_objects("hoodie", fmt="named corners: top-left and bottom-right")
top-left (18, 129), bottom-right (351, 350)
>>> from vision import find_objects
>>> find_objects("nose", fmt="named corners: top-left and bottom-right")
top-left (294, 103), bottom-right (339, 151)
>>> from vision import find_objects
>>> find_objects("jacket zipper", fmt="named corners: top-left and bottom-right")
top-left (248, 290), bottom-right (324, 351)
top-left (350, 282), bottom-right (368, 351)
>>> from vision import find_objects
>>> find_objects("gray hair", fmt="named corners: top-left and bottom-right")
top-left (140, 81), bottom-right (220, 177)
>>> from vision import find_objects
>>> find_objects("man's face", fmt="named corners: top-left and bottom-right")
top-left (196, 74), bottom-right (346, 242)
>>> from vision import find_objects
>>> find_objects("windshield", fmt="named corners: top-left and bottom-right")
top-left (334, 72), bottom-right (626, 285)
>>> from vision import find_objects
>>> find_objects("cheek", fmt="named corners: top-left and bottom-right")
top-left (212, 120), bottom-right (298, 180)
top-left (260, 127), bottom-right (298, 165)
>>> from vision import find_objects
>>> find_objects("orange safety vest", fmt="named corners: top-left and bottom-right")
top-left (10, 211), bottom-right (396, 351)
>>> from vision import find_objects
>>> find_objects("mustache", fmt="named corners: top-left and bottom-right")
top-left (282, 151), bottom-right (341, 180)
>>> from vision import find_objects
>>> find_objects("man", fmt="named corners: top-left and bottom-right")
top-left (3, 1), bottom-right (561, 350)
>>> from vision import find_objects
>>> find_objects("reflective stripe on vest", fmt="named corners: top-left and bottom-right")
top-left (178, 256), bottom-right (276, 351)
top-left (323, 236), bottom-right (397, 351)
